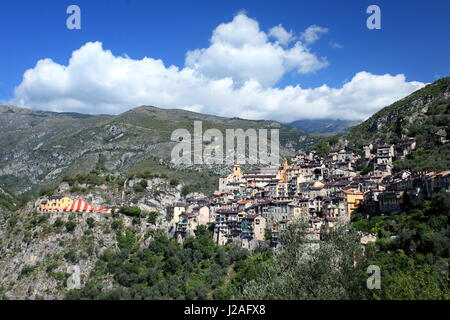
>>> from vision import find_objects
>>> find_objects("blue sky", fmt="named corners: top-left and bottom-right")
top-left (1, 0), bottom-right (449, 121)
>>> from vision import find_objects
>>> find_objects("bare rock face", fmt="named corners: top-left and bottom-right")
top-left (66, 265), bottom-right (81, 290)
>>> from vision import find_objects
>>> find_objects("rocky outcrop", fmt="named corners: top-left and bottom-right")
top-left (345, 77), bottom-right (450, 146)
top-left (0, 176), bottom-right (187, 299)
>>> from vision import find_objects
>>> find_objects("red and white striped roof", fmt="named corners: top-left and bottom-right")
top-left (62, 198), bottom-right (110, 213)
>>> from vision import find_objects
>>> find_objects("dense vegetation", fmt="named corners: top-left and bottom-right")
top-left (65, 221), bottom-right (380, 300)
top-left (65, 189), bottom-right (450, 301)
top-left (236, 223), bottom-right (370, 299)
top-left (395, 144), bottom-right (450, 173)
top-left (0, 187), bottom-right (29, 213)
top-left (314, 136), bottom-right (339, 157)
top-left (66, 225), bottom-right (251, 300)
top-left (352, 190), bottom-right (450, 299)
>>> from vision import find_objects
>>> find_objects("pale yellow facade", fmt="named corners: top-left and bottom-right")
top-left (40, 196), bottom-right (74, 211)
top-left (342, 190), bottom-right (364, 215)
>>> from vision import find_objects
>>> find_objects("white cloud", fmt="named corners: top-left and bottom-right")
top-left (300, 25), bottom-right (329, 45)
top-left (185, 13), bottom-right (328, 87)
top-left (268, 24), bottom-right (294, 46)
top-left (10, 14), bottom-right (426, 122)
top-left (329, 41), bottom-right (343, 49)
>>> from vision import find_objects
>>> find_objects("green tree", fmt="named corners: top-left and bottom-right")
top-left (116, 228), bottom-right (138, 252)
top-left (239, 222), bottom-right (369, 300)
top-left (65, 221), bottom-right (77, 232)
top-left (315, 140), bottom-right (332, 158)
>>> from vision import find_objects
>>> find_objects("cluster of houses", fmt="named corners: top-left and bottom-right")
top-left (361, 138), bottom-right (417, 177)
top-left (168, 138), bottom-right (450, 250)
top-left (34, 137), bottom-right (449, 250)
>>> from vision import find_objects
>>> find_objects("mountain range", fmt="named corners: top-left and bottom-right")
top-left (0, 105), bottom-right (318, 196)
top-left (1, 77), bottom-right (449, 199)
top-left (288, 119), bottom-right (360, 133)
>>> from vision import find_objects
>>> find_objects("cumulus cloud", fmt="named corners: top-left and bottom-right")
top-left (185, 13), bottom-right (328, 87)
top-left (268, 24), bottom-right (294, 46)
top-left (10, 13), bottom-right (425, 122)
top-left (300, 25), bottom-right (329, 45)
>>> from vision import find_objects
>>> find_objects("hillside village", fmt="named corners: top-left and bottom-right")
top-left (19, 77), bottom-right (450, 281)
top-left (168, 138), bottom-right (450, 249)
top-left (0, 78), bottom-right (448, 300)
top-left (31, 132), bottom-right (450, 254)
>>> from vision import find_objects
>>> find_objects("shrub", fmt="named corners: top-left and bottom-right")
top-left (139, 180), bottom-right (148, 188)
top-left (62, 176), bottom-right (75, 186)
top-left (142, 170), bottom-right (152, 178)
top-left (70, 186), bottom-right (81, 193)
top-left (170, 179), bottom-right (179, 187)
top-left (116, 228), bottom-right (138, 252)
top-left (53, 218), bottom-right (64, 228)
top-left (64, 250), bottom-right (78, 263)
top-left (86, 217), bottom-right (95, 228)
top-left (133, 179), bottom-right (148, 192)
top-left (46, 261), bottom-right (59, 273)
top-left (20, 265), bottom-right (37, 278)
top-left (50, 271), bottom-right (66, 282)
top-left (37, 214), bottom-right (48, 225)
top-left (147, 211), bottom-right (160, 225)
top-left (120, 206), bottom-right (141, 217)
top-left (39, 188), bottom-right (55, 197)
top-left (111, 220), bottom-right (124, 230)
top-left (181, 186), bottom-right (191, 197)
top-left (132, 217), bottom-right (141, 225)
top-left (65, 221), bottom-right (77, 232)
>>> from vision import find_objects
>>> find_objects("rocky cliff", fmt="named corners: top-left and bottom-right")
top-left (344, 77), bottom-right (450, 172)
top-left (345, 77), bottom-right (450, 146)
top-left (0, 173), bottom-right (189, 299)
